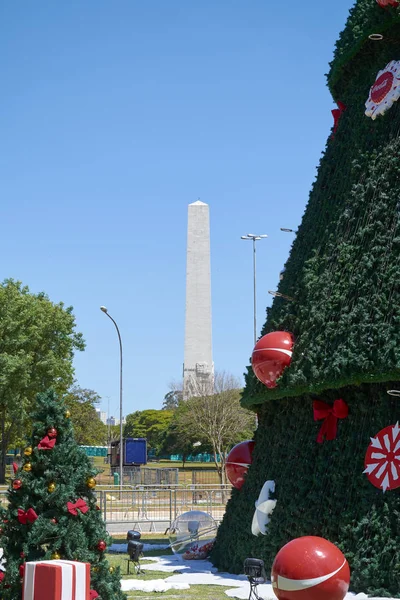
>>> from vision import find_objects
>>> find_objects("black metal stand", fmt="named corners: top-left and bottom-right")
top-left (244, 558), bottom-right (267, 600)
top-left (126, 557), bottom-right (145, 575)
top-left (248, 578), bottom-right (263, 600)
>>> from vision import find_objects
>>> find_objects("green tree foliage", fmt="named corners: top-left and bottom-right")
top-left (160, 400), bottom-right (212, 465)
top-left (162, 389), bottom-right (183, 410)
top-left (0, 389), bottom-right (125, 600)
top-left (0, 280), bottom-right (84, 483)
top-left (176, 373), bottom-right (254, 483)
top-left (213, 2), bottom-right (400, 596)
top-left (123, 409), bottom-right (174, 454)
top-left (64, 387), bottom-right (107, 446)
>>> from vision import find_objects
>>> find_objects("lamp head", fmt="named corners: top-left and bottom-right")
top-left (100, 306), bottom-right (108, 313)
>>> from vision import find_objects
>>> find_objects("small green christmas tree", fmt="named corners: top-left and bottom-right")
top-left (0, 389), bottom-right (125, 600)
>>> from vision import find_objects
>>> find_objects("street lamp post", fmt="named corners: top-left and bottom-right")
top-left (100, 306), bottom-right (123, 492)
top-left (241, 234), bottom-right (268, 346)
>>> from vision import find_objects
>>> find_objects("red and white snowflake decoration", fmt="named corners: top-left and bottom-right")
top-left (376, 0), bottom-right (399, 7)
top-left (365, 61), bottom-right (400, 119)
top-left (364, 422), bottom-right (400, 492)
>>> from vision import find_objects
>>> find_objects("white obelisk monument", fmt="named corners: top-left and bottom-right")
top-left (183, 200), bottom-right (214, 399)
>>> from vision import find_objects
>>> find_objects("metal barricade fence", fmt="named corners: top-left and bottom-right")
top-left (98, 485), bottom-right (232, 530)
top-left (0, 485), bottom-right (231, 531)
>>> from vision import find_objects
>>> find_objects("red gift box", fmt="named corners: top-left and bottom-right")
top-left (23, 560), bottom-right (90, 600)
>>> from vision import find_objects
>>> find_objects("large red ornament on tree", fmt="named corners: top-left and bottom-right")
top-left (225, 440), bottom-right (255, 490)
top-left (252, 332), bottom-right (294, 388)
top-left (271, 536), bottom-right (350, 600)
top-left (376, 0), bottom-right (399, 7)
top-left (364, 422), bottom-right (400, 491)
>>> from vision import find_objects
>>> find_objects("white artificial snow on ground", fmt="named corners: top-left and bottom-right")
top-left (120, 579), bottom-right (190, 593)
top-left (0, 546), bottom-right (396, 598)
top-left (120, 554), bottom-right (399, 599)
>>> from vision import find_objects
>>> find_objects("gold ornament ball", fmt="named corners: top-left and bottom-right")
top-left (51, 552), bottom-right (61, 560)
top-left (65, 410), bottom-right (71, 418)
top-left (47, 482), bottom-right (56, 493)
top-left (23, 463), bottom-right (32, 472)
top-left (86, 477), bottom-right (96, 489)
top-left (24, 447), bottom-right (32, 456)
top-left (109, 566), bottom-right (115, 574)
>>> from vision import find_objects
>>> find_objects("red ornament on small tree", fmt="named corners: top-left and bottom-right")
top-left (225, 440), bottom-right (255, 490)
top-left (47, 428), bottom-right (57, 439)
top-left (97, 540), bottom-right (107, 552)
top-left (271, 536), bottom-right (350, 600)
top-left (252, 331), bottom-right (294, 389)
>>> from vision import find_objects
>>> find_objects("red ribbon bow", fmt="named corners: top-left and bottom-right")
top-left (331, 101), bottom-right (347, 136)
top-left (37, 435), bottom-right (56, 450)
top-left (90, 591), bottom-right (99, 600)
top-left (313, 399), bottom-right (348, 443)
top-left (17, 508), bottom-right (38, 524)
top-left (12, 462), bottom-right (19, 474)
top-left (67, 499), bottom-right (89, 516)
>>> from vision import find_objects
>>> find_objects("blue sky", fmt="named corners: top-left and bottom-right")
top-left (1, 0), bottom-right (353, 418)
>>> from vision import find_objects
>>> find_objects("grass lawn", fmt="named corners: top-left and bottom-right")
top-left (124, 585), bottom-right (234, 599)
top-left (124, 585), bottom-right (233, 599)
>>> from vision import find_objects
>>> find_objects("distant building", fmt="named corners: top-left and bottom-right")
top-left (95, 410), bottom-right (107, 425)
top-left (107, 416), bottom-right (126, 426)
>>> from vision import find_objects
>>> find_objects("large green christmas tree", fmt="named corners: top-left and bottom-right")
top-left (212, 1), bottom-right (400, 597)
top-left (0, 389), bottom-right (125, 600)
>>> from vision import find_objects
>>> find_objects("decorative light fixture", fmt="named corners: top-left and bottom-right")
top-left (244, 558), bottom-right (267, 600)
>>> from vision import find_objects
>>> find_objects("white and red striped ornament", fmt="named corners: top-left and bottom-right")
top-left (252, 331), bottom-right (294, 389)
top-left (23, 560), bottom-right (90, 600)
top-left (364, 422), bottom-right (400, 492)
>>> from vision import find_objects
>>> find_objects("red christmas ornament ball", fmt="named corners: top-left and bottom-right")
top-left (252, 331), bottom-right (294, 389)
top-left (225, 440), bottom-right (255, 490)
top-left (12, 479), bottom-right (22, 490)
top-left (376, 0), bottom-right (399, 7)
top-left (47, 428), bottom-right (57, 438)
top-left (97, 540), bottom-right (106, 552)
top-left (271, 536), bottom-right (350, 600)
top-left (51, 518), bottom-right (57, 524)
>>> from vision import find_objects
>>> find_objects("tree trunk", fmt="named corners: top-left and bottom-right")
top-left (212, 448), bottom-right (222, 484)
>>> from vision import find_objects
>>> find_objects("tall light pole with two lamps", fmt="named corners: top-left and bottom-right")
top-left (100, 306), bottom-right (123, 492)
top-left (241, 234), bottom-right (268, 346)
